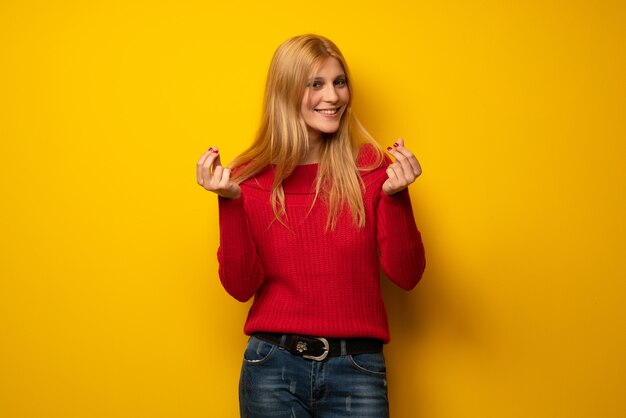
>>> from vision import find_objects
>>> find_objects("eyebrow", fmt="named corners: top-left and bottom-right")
top-left (307, 74), bottom-right (347, 81)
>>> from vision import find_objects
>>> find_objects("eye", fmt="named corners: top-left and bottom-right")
top-left (334, 78), bottom-right (347, 87)
top-left (308, 80), bottom-right (323, 89)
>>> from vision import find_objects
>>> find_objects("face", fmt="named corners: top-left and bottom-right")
top-left (300, 57), bottom-right (350, 141)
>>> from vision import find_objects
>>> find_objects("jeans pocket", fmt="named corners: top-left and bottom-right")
top-left (243, 336), bottom-right (277, 365)
top-left (349, 352), bottom-right (387, 376)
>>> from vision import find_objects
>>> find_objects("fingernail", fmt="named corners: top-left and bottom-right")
top-left (393, 143), bottom-right (399, 147)
top-left (208, 147), bottom-right (214, 152)
top-left (387, 146), bottom-right (393, 151)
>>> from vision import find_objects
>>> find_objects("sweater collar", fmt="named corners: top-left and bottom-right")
top-left (282, 164), bottom-right (318, 194)
top-left (249, 164), bottom-right (319, 194)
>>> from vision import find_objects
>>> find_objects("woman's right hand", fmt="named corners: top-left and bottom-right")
top-left (196, 147), bottom-right (241, 199)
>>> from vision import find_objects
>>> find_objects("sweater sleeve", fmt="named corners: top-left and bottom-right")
top-left (216, 195), bottom-right (265, 302)
top-left (376, 187), bottom-right (426, 290)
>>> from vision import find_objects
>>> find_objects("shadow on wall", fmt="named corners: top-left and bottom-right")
top-left (381, 261), bottom-right (487, 417)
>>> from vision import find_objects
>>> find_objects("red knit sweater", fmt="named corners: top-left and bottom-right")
top-left (217, 146), bottom-right (425, 343)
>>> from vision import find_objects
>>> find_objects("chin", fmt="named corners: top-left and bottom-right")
top-left (321, 128), bottom-right (340, 135)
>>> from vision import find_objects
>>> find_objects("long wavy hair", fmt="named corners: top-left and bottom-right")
top-left (230, 34), bottom-right (384, 229)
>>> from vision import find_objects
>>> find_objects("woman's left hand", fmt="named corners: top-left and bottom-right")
top-left (382, 138), bottom-right (422, 195)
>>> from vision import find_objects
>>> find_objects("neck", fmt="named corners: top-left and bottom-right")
top-left (301, 133), bottom-right (322, 165)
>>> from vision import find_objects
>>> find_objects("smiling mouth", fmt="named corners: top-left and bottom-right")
top-left (315, 108), bottom-right (340, 115)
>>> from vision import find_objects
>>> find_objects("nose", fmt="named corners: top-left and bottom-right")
top-left (322, 83), bottom-right (339, 103)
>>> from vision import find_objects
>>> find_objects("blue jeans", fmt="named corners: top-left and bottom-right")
top-left (239, 336), bottom-right (389, 418)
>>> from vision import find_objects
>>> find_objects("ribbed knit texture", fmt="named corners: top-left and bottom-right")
top-left (217, 145), bottom-right (425, 343)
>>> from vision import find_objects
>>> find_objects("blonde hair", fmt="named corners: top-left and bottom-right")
top-left (230, 34), bottom-right (384, 229)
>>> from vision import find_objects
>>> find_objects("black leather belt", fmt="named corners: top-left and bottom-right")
top-left (254, 333), bottom-right (383, 361)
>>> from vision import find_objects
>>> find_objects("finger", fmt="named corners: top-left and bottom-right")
top-left (389, 162), bottom-right (409, 186)
top-left (386, 164), bottom-right (399, 182)
top-left (218, 167), bottom-right (231, 189)
top-left (395, 153), bottom-right (415, 183)
top-left (387, 147), bottom-right (414, 182)
top-left (392, 139), bottom-right (412, 158)
top-left (218, 168), bottom-right (242, 199)
top-left (389, 162), bottom-right (409, 189)
top-left (397, 151), bottom-right (420, 177)
top-left (211, 149), bottom-right (223, 171)
top-left (387, 142), bottom-right (410, 161)
top-left (383, 172), bottom-right (396, 195)
top-left (197, 148), bottom-right (214, 166)
top-left (211, 165), bottom-right (224, 189)
top-left (383, 164), bottom-right (405, 195)
top-left (197, 149), bottom-right (216, 185)
top-left (199, 150), bottom-right (219, 185)
top-left (391, 139), bottom-right (421, 177)
top-left (409, 157), bottom-right (422, 178)
top-left (208, 151), bottom-right (225, 189)
top-left (386, 145), bottom-right (404, 161)
top-left (197, 148), bottom-right (214, 184)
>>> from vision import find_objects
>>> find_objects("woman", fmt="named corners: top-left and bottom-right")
top-left (197, 34), bottom-right (425, 418)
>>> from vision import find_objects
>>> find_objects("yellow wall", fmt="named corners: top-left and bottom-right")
top-left (1, 1), bottom-right (625, 417)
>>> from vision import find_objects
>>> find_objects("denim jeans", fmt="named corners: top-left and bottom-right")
top-left (239, 336), bottom-right (389, 418)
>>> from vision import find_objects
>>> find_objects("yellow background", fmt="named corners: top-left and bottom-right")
top-left (2, 0), bottom-right (625, 417)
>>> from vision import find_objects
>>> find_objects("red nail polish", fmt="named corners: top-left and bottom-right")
top-left (387, 146), bottom-right (392, 151)
top-left (394, 143), bottom-right (399, 147)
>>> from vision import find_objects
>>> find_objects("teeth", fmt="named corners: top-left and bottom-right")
top-left (315, 108), bottom-right (338, 115)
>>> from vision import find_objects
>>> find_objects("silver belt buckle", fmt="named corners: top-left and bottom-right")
top-left (302, 337), bottom-right (329, 361)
